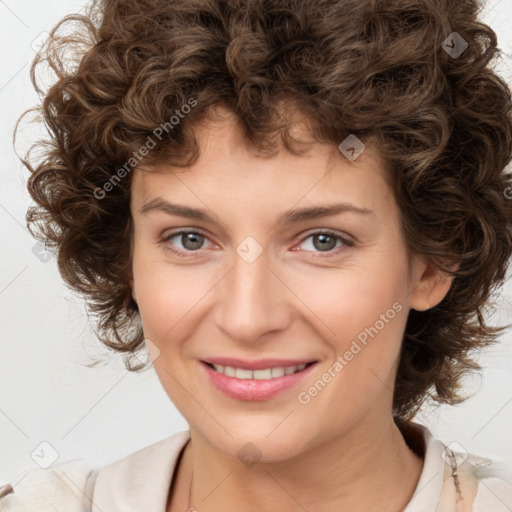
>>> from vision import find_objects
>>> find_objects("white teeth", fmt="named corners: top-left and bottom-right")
top-left (271, 367), bottom-right (285, 378)
top-left (210, 363), bottom-right (310, 379)
top-left (224, 365), bottom-right (235, 377)
top-left (253, 368), bottom-right (272, 379)
top-left (235, 368), bottom-right (253, 379)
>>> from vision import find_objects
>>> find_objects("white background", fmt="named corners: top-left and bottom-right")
top-left (1, 0), bottom-right (511, 482)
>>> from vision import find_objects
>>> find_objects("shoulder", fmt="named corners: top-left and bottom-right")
top-left (435, 436), bottom-right (512, 511)
top-left (0, 431), bottom-right (191, 512)
top-left (451, 450), bottom-right (512, 511)
top-left (91, 430), bottom-right (190, 512)
top-left (403, 422), bottom-right (512, 512)
top-left (0, 459), bottom-right (97, 512)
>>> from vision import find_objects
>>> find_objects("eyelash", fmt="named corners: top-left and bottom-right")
top-left (159, 229), bottom-right (355, 259)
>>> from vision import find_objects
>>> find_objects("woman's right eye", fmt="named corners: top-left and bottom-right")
top-left (160, 230), bottom-right (214, 258)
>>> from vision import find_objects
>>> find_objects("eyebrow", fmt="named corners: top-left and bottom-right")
top-left (139, 197), bottom-right (374, 225)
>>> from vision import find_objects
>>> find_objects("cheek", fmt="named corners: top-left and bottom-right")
top-left (300, 275), bottom-right (409, 417)
top-left (132, 246), bottom-right (184, 339)
top-left (286, 253), bottom-right (411, 394)
top-left (131, 244), bottom-right (220, 355)
top-left (289, 263), bottom-right (407, 345)
top-left (337, 294), bottom-right (409, 399)
top-left (343, 276), bottom-right (405, 341)
top-left (135, 272), bottom-right (196, 340)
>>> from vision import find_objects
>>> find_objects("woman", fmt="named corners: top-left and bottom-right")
top-left (2, 0), bottom-right (512, 510)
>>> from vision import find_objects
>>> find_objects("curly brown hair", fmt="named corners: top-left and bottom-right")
top-left (17, 0), bottom-right (512, 421)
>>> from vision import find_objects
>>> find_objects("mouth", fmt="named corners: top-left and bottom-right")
top-left (203, 361), bottom-right (317, 380)
top-left (200, 359), bottom-right (319, 401)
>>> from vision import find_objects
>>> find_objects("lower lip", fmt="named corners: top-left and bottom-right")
top-left (201, 361), bottom-right (317, 401)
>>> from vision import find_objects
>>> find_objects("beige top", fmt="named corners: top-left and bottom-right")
top-left (1, 423), bottom-right (511, 511)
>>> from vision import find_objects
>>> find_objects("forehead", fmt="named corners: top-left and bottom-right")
top-left (131, 108), bottom-right (394, 216)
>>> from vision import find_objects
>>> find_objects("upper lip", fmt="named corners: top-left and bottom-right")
top-left (201, 357), bottom-right (317, 370)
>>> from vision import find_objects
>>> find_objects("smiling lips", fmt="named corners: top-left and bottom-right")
top-left (200, 357), bottom-right (318, 401)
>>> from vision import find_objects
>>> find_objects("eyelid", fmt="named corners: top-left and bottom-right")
top-left (297, 228), bottom-right (355, 245)
top-left (161, 228), bottom-right (215, 247)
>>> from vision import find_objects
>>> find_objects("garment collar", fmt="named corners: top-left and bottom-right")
top-left (91, 423), bottom-right (446, 512)
top-left (91, 430), bottom-right (191, 512)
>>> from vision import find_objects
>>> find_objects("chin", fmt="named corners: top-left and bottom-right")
top-left (193, 417), bottom-right (318, 463)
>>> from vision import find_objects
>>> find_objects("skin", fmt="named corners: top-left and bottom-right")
top-left (128, 107), bottom-right (454, 512)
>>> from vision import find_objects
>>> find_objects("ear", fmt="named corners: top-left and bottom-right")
top-left (409, 255), bottom-right (458, 311)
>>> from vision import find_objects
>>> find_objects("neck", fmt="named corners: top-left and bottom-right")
top-left (169, 414), bottom-right (424, 512)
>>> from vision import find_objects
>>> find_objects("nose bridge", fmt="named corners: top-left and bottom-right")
top-left (214, 243), bottom-right (289, 343)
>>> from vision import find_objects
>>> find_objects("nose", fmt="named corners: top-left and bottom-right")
top-left (213, 246), bottom-right (292, 345)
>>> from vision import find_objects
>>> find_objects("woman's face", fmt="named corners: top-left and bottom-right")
top-left (129, 109), bottom-right (443, 460)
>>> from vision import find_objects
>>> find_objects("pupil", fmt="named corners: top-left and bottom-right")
top-left (314, 234), bottom-right (336, 251)
top-left (183, 233), bottom-right (203, 250)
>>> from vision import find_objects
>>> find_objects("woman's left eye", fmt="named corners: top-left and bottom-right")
top-left (295, 230), bottom-right (354, 255)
